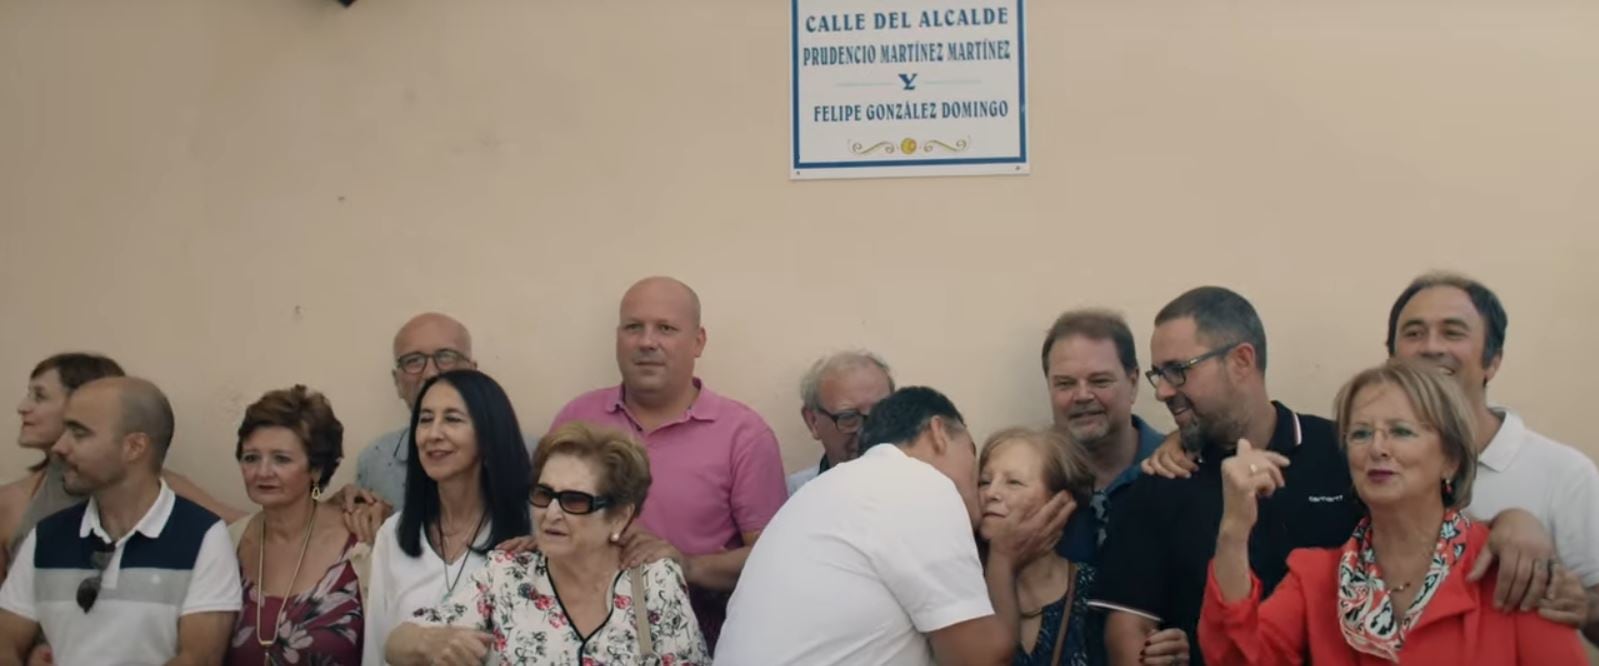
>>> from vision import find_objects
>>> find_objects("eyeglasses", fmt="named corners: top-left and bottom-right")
top-left (815, 407), bottom-right (869, 434)
top-left (1345, 423), bottom-right (1431, 446)
top-left (395, 349), bottom-right (469, 375)
top-left (1144, 342), bottom-right (1241, 389)
top-left (76, 539), bottom-right (116, 613)
top-left (531, 484), bottom-right (613, 515)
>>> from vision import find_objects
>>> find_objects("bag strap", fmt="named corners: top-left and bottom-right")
top-left (629, 565), bottom-right (656, 658)
top-left (1049, 563), bottom-right (1076, 666)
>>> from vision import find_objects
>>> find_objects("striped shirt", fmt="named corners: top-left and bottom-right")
top-left (0, 481), bottom-right (242, 665)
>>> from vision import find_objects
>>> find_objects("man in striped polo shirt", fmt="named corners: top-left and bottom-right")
top-left (0, 377), bottom-right (241, 665)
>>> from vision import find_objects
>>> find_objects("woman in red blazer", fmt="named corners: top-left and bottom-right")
top-left (1198, 361), bottom-right (1585, 665)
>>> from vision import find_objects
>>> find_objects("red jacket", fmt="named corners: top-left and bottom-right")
top-left (1199, 522), bottom-right (1585, 665)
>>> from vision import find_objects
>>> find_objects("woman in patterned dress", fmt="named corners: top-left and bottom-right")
top-left (386, 421), bottom-right (707, 665)
top-left (227, 385), bottom-right (364, 665)
top-left (978, 427), bottom-right (1102, 666)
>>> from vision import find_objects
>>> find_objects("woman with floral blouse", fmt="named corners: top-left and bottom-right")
top-left (385, 421), bottom-right (708, 665)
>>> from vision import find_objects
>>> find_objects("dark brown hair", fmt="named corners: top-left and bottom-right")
top-left (235, 385), bottom-right (345, 489)
top-left (1041, 309), bottom-right (1139, 375)
top-left (1385, 271), bottom-right (1508, 369)
top-left (31, 353), bottom-right (125, 391)
top-left (29, 353), bottom-right (125, 471)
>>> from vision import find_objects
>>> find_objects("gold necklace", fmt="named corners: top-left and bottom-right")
top-left (256, 504), bottom-right (317, 648)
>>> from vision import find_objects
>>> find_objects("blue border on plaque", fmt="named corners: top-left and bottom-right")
top-left (791, 0), bottom-right (1028, 171)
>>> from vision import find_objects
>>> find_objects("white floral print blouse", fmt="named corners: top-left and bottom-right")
top-left (411, 549), bottom-right (708, 665)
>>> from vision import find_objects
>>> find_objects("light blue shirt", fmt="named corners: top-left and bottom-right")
top-left (355, 426), bottom-right (411, 509)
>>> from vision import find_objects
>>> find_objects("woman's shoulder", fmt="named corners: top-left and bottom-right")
top-left (370, 512), bottom-right (404, 553)
top-left (312, 504), bottom-right (352, 539)
top-left (1454, 519), bottom-right (1493, 583)
top-left (640, 557), bottom-right (689, 587)
top-left (229, 512), bottom-right (262, 549)
top-left (485, 548), bottom-right (541, 570)
top-left (0, 471), bottom-right (39, 496)
top-left (0, 479), bottom-right (35, 531)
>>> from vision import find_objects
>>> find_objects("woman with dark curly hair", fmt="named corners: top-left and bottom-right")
top-left (228, 385), bottom-right (363, 665)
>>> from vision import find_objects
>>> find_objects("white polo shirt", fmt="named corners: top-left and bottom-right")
top-left (1466, 408), bottom-right (1599, 587)
top-left (363, 513), bottom-right (493, 666)
top-left (0, 481), bottom-right (242, 665)
top-left (718, 443), bottom-right (993, 666)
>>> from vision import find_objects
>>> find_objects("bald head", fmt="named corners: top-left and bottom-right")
top-left (393, 312), bottom-right (474, 358)
top-left (622, 277), bottom-right (702, 328)
top-left (81, 377), bottom-right (175, 465)
top-left (391, 312), bottom-right (476, 406)
top-left (615, 276), bottom-right (706, 402)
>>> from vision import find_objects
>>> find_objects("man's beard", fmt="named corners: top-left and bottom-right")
top-left (1066, 419), bottom-right (1118, 451)
top-left (1175, 398), bottom-right (1245, 455)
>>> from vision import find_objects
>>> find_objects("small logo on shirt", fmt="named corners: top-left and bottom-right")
top-left (1306, 494), bottom-right (1345, 503)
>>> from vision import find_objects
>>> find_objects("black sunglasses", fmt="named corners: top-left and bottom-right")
top-left (76, 539), bottom-right (116, 613)
top-left (531, 484), bottom-right (613, 515)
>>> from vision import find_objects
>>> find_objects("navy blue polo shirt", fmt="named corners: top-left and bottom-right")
top-left (1056, 415), bottom-right (1166, 565)
top-left (1088, 402), bottom-right (1363, 666)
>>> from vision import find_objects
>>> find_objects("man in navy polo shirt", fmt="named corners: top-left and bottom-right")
top-left (1092, 287), bottom-right (1364, 666)
top-left (0, 377), bottom-right (241, 665)
top-left (1040, 309), bottom-right (1166, 565)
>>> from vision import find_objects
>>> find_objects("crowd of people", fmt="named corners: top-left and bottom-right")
top-left (0, 272), bottom-right (1594, 665)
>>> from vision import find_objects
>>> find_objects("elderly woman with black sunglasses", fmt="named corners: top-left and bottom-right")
top-left (386, 422), bottom-right (708, 665)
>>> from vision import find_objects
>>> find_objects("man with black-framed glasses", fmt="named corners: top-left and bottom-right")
top-left (341, 312), bottom-right (479, 529)
top-left (789, 350), bottom-right (896, 495)
top-left (1090, 287), bottom-right (1362, 666)
top-left (0, 377), bottom-right (241, 665)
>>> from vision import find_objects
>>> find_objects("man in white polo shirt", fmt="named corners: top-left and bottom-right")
top-left (0, 377), bottom-right (241, 665)
top-left (1386, 271), bottom-right (1599, 642)
top-left (718, 386), bottom-right (1071, 665)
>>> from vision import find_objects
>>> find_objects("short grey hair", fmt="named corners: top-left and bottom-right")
top-left (799, 350), bottom-right (895, 411)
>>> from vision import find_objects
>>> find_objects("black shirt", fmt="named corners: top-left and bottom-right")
top-left (1089, 402), bottom-right (1363, 666)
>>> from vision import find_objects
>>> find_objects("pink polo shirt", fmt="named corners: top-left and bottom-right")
top-left (547, 379), bottom-right (788, 557)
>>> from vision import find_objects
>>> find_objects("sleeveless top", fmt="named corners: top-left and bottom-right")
top-left (9, 458), bottom-right (80, 555)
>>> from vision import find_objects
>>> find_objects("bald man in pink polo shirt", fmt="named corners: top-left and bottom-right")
top-left (547, 276), bottom-right (787, 648)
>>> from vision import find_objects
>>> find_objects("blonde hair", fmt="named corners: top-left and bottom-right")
top-left (1333, 360), bottom-right (1478, 510)
top-left (979, 426), bottom-right (1094, 504)
top-left (531, 421), bottom-right (653, 515)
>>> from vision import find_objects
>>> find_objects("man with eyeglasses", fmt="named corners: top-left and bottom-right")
top-left (548, 276), bottom-right (787, 649)
top-left (0, 377), bottom-right (241, 666)
top-left (788, 350), bottom-right (895, 495)
top-left (1090, 287), bottom-right (1362, 666)
top-left (344, 312), bottom-right (478, 522)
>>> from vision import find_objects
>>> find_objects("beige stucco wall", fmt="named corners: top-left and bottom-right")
top-left (3, 1), bottom-right (1595, 521)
